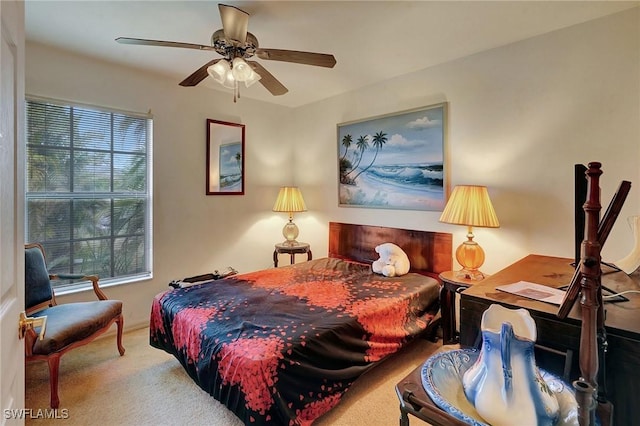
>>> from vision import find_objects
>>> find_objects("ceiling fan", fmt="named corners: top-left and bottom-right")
top-left (116, 3), bottom-right (337, 101)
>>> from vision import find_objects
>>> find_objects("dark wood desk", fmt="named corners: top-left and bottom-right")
top-left (459, 254), bottom-right (640, 426)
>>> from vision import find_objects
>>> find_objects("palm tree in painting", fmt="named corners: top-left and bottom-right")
top-left (235, 152), bottom-right (242, 173)
top-left (353, 131), bottom-right (387, 182)
top-left (339, 134), bottom-right (355, 184)
top-left (340, 134), bottom-right (353, 161)
top-left (346, 135), bottom-right (369, 178)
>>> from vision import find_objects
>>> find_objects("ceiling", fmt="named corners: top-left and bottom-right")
top-left (25, 1), bottom-right (638, 108)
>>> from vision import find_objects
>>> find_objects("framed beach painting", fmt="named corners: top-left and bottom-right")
top-left (206, 119), bottom-right (245, 195)
top-left (337, 103), bottom-right (447, 210)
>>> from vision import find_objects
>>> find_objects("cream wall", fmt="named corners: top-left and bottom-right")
top-left (292, 7), bottom-right (640, 275)
top-left (25, 8), bottom-right (639, 329)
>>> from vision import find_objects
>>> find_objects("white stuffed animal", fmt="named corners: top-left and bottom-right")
top-left (371, 243), bottom-right (411, 277)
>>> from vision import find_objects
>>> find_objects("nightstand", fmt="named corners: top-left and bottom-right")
top-left (438, 271), bottom-right (482, 344)
top-left (273, 242), bottom-right (312, 267)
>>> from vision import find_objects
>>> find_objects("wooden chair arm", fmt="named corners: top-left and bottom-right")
top-left (50, 274), bottom-right (108, 301)
top-left (87, 275), bottom-right (108, 300)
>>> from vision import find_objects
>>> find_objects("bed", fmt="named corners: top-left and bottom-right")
top-left (150, 222), bottom-right (452, 425)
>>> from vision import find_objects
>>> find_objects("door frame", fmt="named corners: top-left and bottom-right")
top-left (0, 1), bottom-right (25, 424)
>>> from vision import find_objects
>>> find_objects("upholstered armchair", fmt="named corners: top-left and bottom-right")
top-left (24, 243), bottom-right (125, 408)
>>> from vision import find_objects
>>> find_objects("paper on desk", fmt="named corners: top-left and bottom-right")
top-left (496, 281), bottom-right (566, 305)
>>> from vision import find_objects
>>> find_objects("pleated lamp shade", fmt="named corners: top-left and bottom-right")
top-left (273, 187), bottom-right (307, 214)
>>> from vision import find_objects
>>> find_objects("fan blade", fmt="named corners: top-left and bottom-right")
top-left (256, 48), bottom-right (336, 68)
top-left (248, 61), bottom-right (288, 96)
top-left (218, 4), bottom-right (249, 44)
top-left (179, 59), bottom-right (222, 87)
top-left (116, 37), bottom-right (215, 51)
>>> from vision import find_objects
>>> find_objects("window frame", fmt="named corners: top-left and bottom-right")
top-left (25, 96), bottom-right (153, 293)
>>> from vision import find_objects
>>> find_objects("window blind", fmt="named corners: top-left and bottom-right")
top-left (26, 98), bottom-right (152, 289)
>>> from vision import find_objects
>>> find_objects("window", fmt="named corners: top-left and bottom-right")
top-left (26, 98), bottom-right (152, 290)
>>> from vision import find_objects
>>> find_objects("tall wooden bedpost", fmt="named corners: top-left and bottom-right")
top-left (574, 162), bottom-right (602, 426)
top-left (558, 161), bottom-right (629, 425)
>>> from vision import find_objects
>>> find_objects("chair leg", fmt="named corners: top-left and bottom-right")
top-left (116, 314), bottom-right (125, 356)
top-left (47, 354), bottom-right (61, 409)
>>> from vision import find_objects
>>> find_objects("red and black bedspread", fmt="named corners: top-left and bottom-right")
top-left (150, 257), bottom-right (440, 425)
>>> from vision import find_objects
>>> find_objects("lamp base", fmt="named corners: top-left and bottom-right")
top-left (282, 220), bottom-right (300, 245)
top-left (455, 233), bottom-right (486, 281)
top-left (454, 268), bottom-right (486, 281)
top-left (280, 240), bottom-right (300, 247)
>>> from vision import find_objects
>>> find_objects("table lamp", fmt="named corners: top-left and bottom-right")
top-left (439, 185), bottom-right (500, 280)
top-left (273, 187), bottom-right (307, 245)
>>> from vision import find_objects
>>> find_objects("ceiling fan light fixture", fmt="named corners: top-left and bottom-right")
top-left (244, 71), bottom-right (261, 88)
top-left (207, 60), bottom-right (230, 84)
top-left (231, 57), bottom-right (253, 82)
top-left (221, 71), bottom-right (236, 90)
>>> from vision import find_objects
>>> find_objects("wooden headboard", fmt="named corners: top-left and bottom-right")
top-left (328, 222), bottom-right (452, 278)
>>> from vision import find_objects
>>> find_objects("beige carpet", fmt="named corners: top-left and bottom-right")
top-left (25, 327), bottom-right (448, 425)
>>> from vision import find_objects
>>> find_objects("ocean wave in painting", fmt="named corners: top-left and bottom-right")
top-left (220, 173), bottom-right (242, 190)
top-left (339, 162), bottom-right (444, 210)
top-left (366, 163), bottom-right (443, 189)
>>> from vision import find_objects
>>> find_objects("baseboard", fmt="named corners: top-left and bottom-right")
top-left (95, 319), bottom-right (149, 341)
